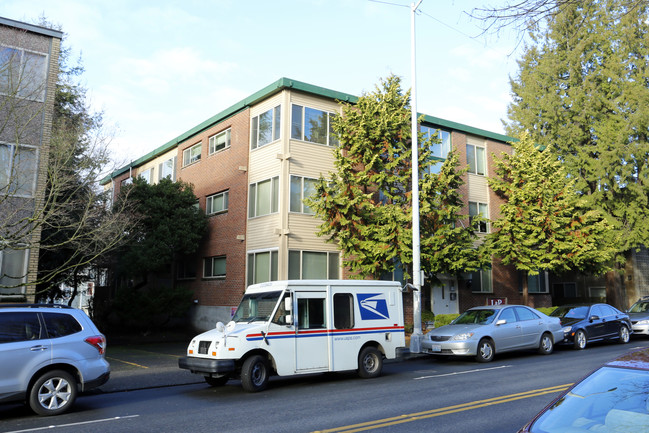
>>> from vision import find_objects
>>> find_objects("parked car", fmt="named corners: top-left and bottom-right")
top-left (518, 347), bottom-right (649, 432)
top-left (549, 304), bottom-right (632, 349)
top-left (0, 304), bottom-right (110, 416)
top-left (421, 305), bottom-right (564, 362)
top-left (627, 296), bottom-right (649, 336)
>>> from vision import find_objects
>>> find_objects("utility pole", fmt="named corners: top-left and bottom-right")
top-left (409, 0), bottom-right (423, 354)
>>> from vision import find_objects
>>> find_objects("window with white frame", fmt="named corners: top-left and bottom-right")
top-left (291, 104), bottom-right (339, 146)
top-left (0, 143), bottom-right (38, 197)
top-left (206, 190), bottom-right (228, 215)
top-left (469, 201), bottom-right (489, 233)
top-left (0, 46), bottom-right (47, 101)
top-left (248, 176), bottom-right (279, 218)
top-left (204, 256), bottom-right (226, 278)
top-left (290, 175), bottom-right (317, 214)
top-left (251, 105), bottom-right (281, 149)
top-left (469, 269), bottom-right (492, 293)
top-left (139, 168), bottom-right (152, 184)
top-left (421, 126), bottom-right (451, 159)
top-left (182, 143), bottom-right (202, 167)
top-left (524, 272), bottom-right (549, 294)
top-left (209, 128), bottom-right (231, 155)
top-left (288, 250), bottom-right (339, 280)
top-left (0, 247), bottom-right (28, 289)
top-left (158, 157), bottom-right (176, 182)
top-left (247, 250), bottom-right (278, 285)
top-left (467, 143), bottom-right (486, 175)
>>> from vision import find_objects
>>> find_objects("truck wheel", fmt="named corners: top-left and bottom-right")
top-left (537, 333), bottom-right (554, 355)
top-left (358, 346), bottom-right (383, 378)
top-left (205, 375), bottom-right (230, 387)
top-left (29, 370), bottom-right (77, 416)
top-left (475, 339), bottom-right (494, 363)
top-left (241, 355), bottom-right (269, 392)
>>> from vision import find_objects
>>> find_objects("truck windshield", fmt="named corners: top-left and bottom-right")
top-left (232, 291), bottom-right (283, 323)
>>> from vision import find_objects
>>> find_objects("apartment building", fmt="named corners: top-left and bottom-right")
top-left (0, 17), bottom-right (62, 302)
top-left (105, 78), bottom-right (553, 330)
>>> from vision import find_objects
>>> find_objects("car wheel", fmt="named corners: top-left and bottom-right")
top-left (574, 330), bottom-right (587, 350)
top-left (618, 325), bottom-right (630, 344)
top-left (205, 374), bottom-right (230, 387)
top-left (358, 346), bottom-right (383, 379)
top-left (538, 332), bottom-right (554, 355)
top-left (28, 370), bottom-right (78, 416)
top-left (475, 339), bottom-right (494, 363)
top-left (240, 355), bottom-right (269, 392)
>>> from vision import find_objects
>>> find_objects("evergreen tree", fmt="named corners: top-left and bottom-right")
top-left (485, 134), bottom-right (615, 304)
top-left (306, 75), bottom-right (486, 280)
top-left (505, 0), bottom-right (649, 307)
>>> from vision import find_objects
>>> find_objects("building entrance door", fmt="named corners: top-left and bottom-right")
top-left (431, 277), bottom-right (459, 315)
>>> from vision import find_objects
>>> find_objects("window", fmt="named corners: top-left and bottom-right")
top-left (421, 126), bottom-right (451, 159)
top-left (469, 201), bottom-right (489, 233)
top-left (290, 175), bottom-right (317, 214)
top-left (158, 157), bottom-right (176, 182)
top-left (0, 46), bottom-right (47, 101)
top-left (204, 256), bottom-right (226, 278)
top-left (291, 104), bottom-right (338, 146)
top-left (288, 250), bottom-right (340, 280)
top-left (467, 144), bottom-right (486, 175)
top-left (524, 272), bottom-right (548, 294)
top-left (183, 143), bottom-right (202, 167)
top-left (251, 105), bottom-right (281, 149)
top-left (554, 282), bottom-right (578, 298)
top-left (247, 250), bottom-right (278, 285)
top-left (206, 191), bottom-right (229, 215)
top-left (499, 308), bottom-right (517, 323)
top-left (298, 298), bottom-right (326, 329)
top-left (209, 129), bottom-right (231, 154)
top-left (139, 168), bottom-right (152, 184)
top-left (43, 313), bottom-right (82, 338)
top-left (248, 176), bottom-right (279, 218)
top-left (469, 269), bottom-right (492, 293)
top-left (0, 143), bottom-right (38, 196)
top-left (0, 247), bottom-right (28, 289)
top-left (333, 293), bottom-right (354, 329)
top-left (0, 312), bottom-right (41, 342)
top-left (515, 307), bottom-right (540, 321)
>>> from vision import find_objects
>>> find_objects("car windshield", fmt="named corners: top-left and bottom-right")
top-left (451, 309), bottom-right (497, 325)
top-left (529, 366), bottom-right (649, 433)
top-left (232, 291), bottom-right (283, 323)
top-left (550, 306), bottom-right (589, 319)
top-left (628, 301), bottom-right (649, 313)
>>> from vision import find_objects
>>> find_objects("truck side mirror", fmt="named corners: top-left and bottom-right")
top-left (284, 314), bottom-right (293, 325)
top-left (285, 297), bottom-right (292, 312)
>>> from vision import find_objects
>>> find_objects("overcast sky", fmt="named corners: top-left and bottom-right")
top-left (1, 0), bottom-right (523, 170)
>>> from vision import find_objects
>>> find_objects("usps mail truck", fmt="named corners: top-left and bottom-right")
top-left (178, 280), bottom-right (407, 392)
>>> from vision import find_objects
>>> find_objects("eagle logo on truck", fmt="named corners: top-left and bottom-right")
top-left (357, 293), bottom-right (390, 320)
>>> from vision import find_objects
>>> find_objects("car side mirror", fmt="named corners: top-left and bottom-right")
top-left (496, 319), bottom-right (507, 326)
top-left (589, 315), bottom-right (600, 322)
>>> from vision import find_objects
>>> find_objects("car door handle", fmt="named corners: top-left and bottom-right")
top-left (30, 345), bottom-right (48, 351)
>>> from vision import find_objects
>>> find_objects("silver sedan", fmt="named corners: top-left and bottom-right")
top-left (422, 305), bottom-right (564, 362)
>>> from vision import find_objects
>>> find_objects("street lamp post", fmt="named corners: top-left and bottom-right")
top-left (409, 0), bottom-right (423, 354)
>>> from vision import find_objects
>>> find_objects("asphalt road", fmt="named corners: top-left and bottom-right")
top-left (1, 337), bottom-right (648, 433)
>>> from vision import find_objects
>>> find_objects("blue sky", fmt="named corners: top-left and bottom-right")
top-left (1, 0), bottom-right (522, 168)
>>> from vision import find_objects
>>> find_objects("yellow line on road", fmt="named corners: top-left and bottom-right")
top-left (313, 383), bottom-right (572, 433)
top-left (106, 356), bottom-right (149, 369)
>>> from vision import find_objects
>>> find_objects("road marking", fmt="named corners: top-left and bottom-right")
top-left (414, 364), bottom-right (511, 379)
top-left (105, 356), bottom-right (149, 369)
top-left (313, 384), bottom-right (571, 433)
top-left (5, 415), bottom-right (140, 432)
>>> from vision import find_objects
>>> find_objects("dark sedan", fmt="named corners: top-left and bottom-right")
top-left (550, 304), bottom-right (632, 349)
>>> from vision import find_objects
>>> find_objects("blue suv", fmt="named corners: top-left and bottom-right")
top-left (0, 304), bottom-right (110, 415)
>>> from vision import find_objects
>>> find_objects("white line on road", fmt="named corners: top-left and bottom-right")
top-left (414, 365), bottom-right (511, 380)
top-left (5, 415), bottom-right (140, 432)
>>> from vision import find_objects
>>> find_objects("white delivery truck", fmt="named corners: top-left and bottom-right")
top-left (178, 280), bottom-right (407, 392)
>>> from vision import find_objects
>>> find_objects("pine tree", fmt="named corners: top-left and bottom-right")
top-left (486, 134), bottom-right (615, 304)
top-left (306, 75), bottom-right (486, 280)
top-left (505, 0), bottom-right (649, 307)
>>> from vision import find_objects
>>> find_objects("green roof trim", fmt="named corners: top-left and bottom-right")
top-left (101, 77), bottom-right (515, 184)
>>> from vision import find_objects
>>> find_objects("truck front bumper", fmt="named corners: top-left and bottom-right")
top-left (178, 356), bottom-right (236, 375)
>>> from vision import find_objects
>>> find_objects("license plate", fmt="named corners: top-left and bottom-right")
top-left (430, 344), bottom-right (441, 353)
